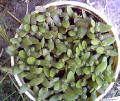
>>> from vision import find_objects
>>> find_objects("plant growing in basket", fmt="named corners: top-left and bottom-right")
top-left (6, 6), bottom-right (118, 101)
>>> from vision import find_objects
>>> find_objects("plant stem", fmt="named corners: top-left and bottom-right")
top-left (2, 90), bottom-right (16, 101)
top-left (16, 95), bottom-right (21, 101)
top-left (0, 73), bottom-right (8, 84)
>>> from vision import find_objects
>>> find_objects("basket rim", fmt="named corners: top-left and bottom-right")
top-left (11, 1), bottom-right (120, 101)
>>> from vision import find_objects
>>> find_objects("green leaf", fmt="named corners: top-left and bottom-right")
top-left (70, 82), bottom-right (75, 87)
top-left (40, 37), bottom-right (45, 48)
top-left (96, 76), bottom-right (102, 86)
top-left (24, 24), bottom-right (30, 32)
top-left (82, 10), bottom-right (87, 19)
top-left (109, 57), bottom-right (114, 65)
top-left (54, 81), bottom-right (61, 90)
top-left (19, 84), bottom-right (30, 94)
top-left (49, 96), bottom-right (58, 101)
top-left (75, 58), bottom-right (81, 66)
top-left (87, 33), bottom-right (95, 39)
top-left (38, 88), bottom-right (48, 100)
top-left (96, 47), bottom-right (104, 54)
top-left (23, 14), bottom-right (31, 24)
top-left (35, 43), bottom-right (41, 51)
top-left (67, 71), bottom-right (74, 82)
top-left (101, 36), bottom-right (115, 46)
top-left (75, 47), bottom-right (80, 57)
top-left (29, 77), bottom-right (44, 86)
top-left (76, 68), bottom-right (82, 76)
top-left (95, 56), bottom-right (107, 75)
top-left (19, 72), bottom-right (29, 78)
top-left (76, 18), bottom-right (90, 28)
top-left (27, 57), bottom-right (36, 65)
top-left (67, 6), bottom-right (73, 17)
top-left (67, 59), bottom-right (76, 67)
top-left (42, 78), bottom-right (50, 88)
top-left (49, 95), bottom-right (62, 101)
top-left (55, 62), bottom-right (64, 69)
top-left (81, 52), bottom-right (90, 61)
top-left (67, 49), bottom-right (72, 57)
top-left (104, 70), bottom-right (113, 83)
top-left (82, 67), bottom-right (91, 75)
top-left (42, 48), bottom-right (49, 56)
top-left (62, 20), bottom-right (70, 28)
top-left (91, 91), bottom-right (97, 101)
top-left (61, 55), bottom-right (69, 62)
top-left (106, 49), bottom-right (118, 56)
top-left (92, 74), bottom-right (96, 81)
top-left (62, 83), bottom-right (68, 91)
top-left (17, 30), bottom-right (27, 37)
top-left (53, 15), bottom-right (60, 25)
top-left (90, 27), bottom-right (95, 33)
top-left (36, 15), bottom-right (45, 22)
top-left (91, 19), bottom-right (95, 27)
top-left (30, 37), bottom-right (39, 44)
top-left (91, 66), bottom-right (94, 72)
top-left (95, 22), bottom-right (111, 32)
top-left (13, 66), bottom-right (22, 75)
top-left (58, 33), bottom-right (64, 39)
top-left (48, 39), bottom-right (54, 51)
top-left (89, 82), bottom-right (98, 89)
top-left (70, 66), bottom-right (77, 73)
top-left (31, 25), bottom-right (38, 32)
top-left (76, 80), bottom-right (82, 88)
top-left (40, 60), bottom-right (50, 67)
top-left (39, 26), bottom-right (46, 33)
top-left (91, 39), bottom-right (100, 45)
top-left (43, 31), bottom-right (53, 39)
top-left (59, 27), bottom-right (66, 34)
top-left (82, 40), bottom-right (87, 49)
top-left (30, 14), bottom-right (37, 25)
top-left (43, 68), bottom-right (50, 77)
top-left (33, 86), bottom-right (39, 96)
top-left (78, 27), bottom-right (88, 39)
top-left (68, 31), bottom-right (76, 36)
top-left (33, 68), bottom-right (43, 74)
top-left (25, 73), bottom-right (36, 80)
top-left (78, 43), bottom-right (83, 51)
top-left (50, 69), bottom-right (56, 77)
top-left (63, 88), bottom-right (78, 101)
top-left (21, 37), bottom-right (33, 46)
top-left (73, 87), bottom-right (83, 96)
top-left (6, 45), bottom-right (16, 56)
top-left (48, 78), bottom-right (59, 88)
top-left (56, 43), bottom-right (67, 53)
top-left (19, 50), bottom-right (26, 58)
top-left (10, 38), bottom-right (21, 44)
top-left (99, 33), bottom-right (112, 40)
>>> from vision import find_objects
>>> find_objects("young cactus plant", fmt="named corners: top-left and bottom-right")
top-left (6, 6), bottom-right (117, 101)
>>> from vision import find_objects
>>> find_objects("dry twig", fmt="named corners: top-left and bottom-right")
top-left (7, 11), bottom-right (21, 24)
top-left (0, 48), bottom-right (4, 57)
